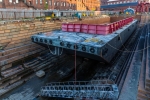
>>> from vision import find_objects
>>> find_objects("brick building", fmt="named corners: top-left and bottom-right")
top-left (0, 0), bottom-right (100, 11)
top-left (101, 0), bottom-right (150, 11)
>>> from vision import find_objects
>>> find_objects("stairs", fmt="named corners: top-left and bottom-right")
top-left (137, 23), bottom-right (150, 100)
top-left (19, 0), bottom-right (36, 9)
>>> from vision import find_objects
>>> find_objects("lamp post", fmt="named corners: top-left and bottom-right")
top-left (14, 2), bottom-right (16, 9)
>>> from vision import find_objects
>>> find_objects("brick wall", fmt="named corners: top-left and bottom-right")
top-left (0, 21), bottom-right (62, 67)
top-left (0, 0), bottom-right (100, 10)
top-left (1, 0), bottom-right (28, 9)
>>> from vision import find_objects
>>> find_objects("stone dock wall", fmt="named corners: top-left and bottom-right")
top-left (0, 16), bottom-right (110, 91)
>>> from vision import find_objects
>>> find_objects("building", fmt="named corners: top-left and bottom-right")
top-left (101, 0), bottom-right (150, 12)
top-left (0, 0), bottom-right (100, 11)
top-left (75, 0), bottom-right (100, 11)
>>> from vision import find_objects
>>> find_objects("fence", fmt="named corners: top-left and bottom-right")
top-left (0, 9), bottom-right (117, 20)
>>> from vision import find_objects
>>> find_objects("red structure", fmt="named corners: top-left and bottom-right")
top-left (136, 1), bottom-right (149, 13)
top-left (62, 17), bottom-right (134, 35)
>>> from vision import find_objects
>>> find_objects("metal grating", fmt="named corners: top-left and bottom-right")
top-left (41, 80), bottom-right (119, 100)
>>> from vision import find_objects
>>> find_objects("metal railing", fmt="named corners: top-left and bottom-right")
top-left (0, 9), bottom-right (116, 21)
top-left (41, 80), bottom-right (119, 100)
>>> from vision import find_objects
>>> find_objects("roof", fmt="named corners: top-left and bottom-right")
top-left (107, 0), bottom-right (119, 2)
top-left (101, 2), bottom-right (138, 9)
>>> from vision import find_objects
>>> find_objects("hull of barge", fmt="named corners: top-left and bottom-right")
top-left (31, 20), bottom-right (138, 63)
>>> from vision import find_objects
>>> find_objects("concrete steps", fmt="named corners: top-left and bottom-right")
top-left (138, 89), bottom-right (150, 99)
top-left (137, 24), bottom-right (150, 100)
top-left (137, 96), bottom-right (147, 100)
top-left (140, 15), bottom-right (150, 26)
top-left (0, 51), bottom-right (50, 88)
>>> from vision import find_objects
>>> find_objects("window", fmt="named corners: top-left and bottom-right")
top-left (57, 2), bottom-right (59, 6)
top-left (36, 0), bottom-right (38, 4)
top-left (16, 0), bottom-right (18, 3)
top-left (64, 2), bottom-right (65, 6)
top-left (0, 0), bottom-right (2, 2)
top-left (40, 0), bottom-right (42, 4)
top-left (9, 0), bottom-right (12, 3)
top-left (49, 0), bottom-right (51, 5)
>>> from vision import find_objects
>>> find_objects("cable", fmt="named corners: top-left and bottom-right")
top-left (47, 44), bottom-right (56, 55)
top-left (76, 32), bottom-right (86, 40)
top-left (47, 44), bottom-right (63, 56)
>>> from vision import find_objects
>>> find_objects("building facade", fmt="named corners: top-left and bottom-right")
top-left (101, 0), bottom-right (150, 12)
top-left (0, 0), bottom-right (100, 11)
top-left (75, 0), bottom-right (100, 11)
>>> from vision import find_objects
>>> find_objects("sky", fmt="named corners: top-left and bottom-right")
top-left (108, 0), bottom-right (119, 1)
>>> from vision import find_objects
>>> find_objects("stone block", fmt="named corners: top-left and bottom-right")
top-left (0, 30), bottom-right (4, 34)
top-left (1, 63), bottom-right (12, 71)
top-left (4, 29), bottom-right (10, 33)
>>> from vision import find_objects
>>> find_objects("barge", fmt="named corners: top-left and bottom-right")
top-left (31, 17), bottom-right (138, 63)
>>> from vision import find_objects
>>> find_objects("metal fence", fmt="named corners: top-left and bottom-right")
top-left (0, 9), bottom-right (117, 20)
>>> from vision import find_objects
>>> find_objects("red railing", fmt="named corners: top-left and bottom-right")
top-left (62, 17), bottom-right (134, 35)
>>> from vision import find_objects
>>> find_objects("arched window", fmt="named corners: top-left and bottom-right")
top-left (49, 0), bottom-right (51, 5)
top-left (64, 2), bottom-right (65, 6)
top-left (57, 2), bottom-right (59, 6)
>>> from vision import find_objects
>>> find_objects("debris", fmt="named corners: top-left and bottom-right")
top-left (36, 70), bottom-right (45, 77)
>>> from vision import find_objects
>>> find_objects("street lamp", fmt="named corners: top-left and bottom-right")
top-left (14, 2), bottom-right (16, 9)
